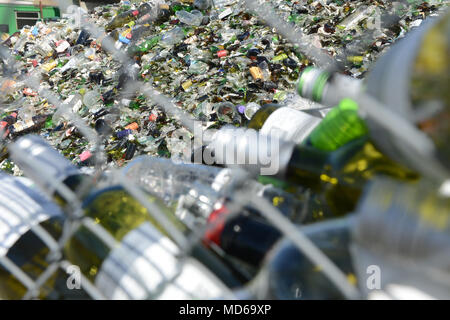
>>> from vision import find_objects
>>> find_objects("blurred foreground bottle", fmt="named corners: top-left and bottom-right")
top-left (247, 216), bottom-right (355, 300)
top-left (366, 11), bottom-right (450, 178)
top-left (351, 177), bottom-right (450, 299)
top-left (298, 11), bottom-right (450, 180)
top-left (243, 176), bottom-right (450, 300)
top-left (0, 173), bottom-right (89, 299)
top-left (9, 136), bottom-right (243, 299)
top-left (123, 156), bottom-right (303, 269)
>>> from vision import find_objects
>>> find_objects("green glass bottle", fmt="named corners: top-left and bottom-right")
top-left (305, 98), bottom-right (368, 151)
top-left (285, 99), bottom-right (417, 215)
top-left (210, 104), bottom-right (419, 216)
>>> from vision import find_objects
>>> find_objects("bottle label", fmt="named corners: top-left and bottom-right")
top-left (0, 173), bottom-right (63, 257)
top-left (95, 222), bottom-right (229, 299)
top-left (260, 107), bottom-right (322, 144)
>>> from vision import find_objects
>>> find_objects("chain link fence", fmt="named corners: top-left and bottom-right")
top-left (0, 0), bottom-right (447, 300)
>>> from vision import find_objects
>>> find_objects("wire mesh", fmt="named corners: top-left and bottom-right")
top-left (0, 0), bottom-right (447, 300)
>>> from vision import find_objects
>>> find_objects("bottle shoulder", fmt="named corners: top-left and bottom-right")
top-left (247, 104), bottom-right (280, 130)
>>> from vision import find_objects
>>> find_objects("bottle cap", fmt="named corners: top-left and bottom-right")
top-left (297, 67), bottom-right (330, 102)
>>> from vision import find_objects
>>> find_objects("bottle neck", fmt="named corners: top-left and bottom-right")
top-left (9, 135), bottom-right (91, 203)
top-left (247, 104), bottom-right (280, 130)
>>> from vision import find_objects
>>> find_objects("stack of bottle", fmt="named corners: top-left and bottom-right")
top-left (0, 3), bottom-right (448, 301)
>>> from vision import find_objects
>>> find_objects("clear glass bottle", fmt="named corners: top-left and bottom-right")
top-left (8, 135), bottom-right (244, 299)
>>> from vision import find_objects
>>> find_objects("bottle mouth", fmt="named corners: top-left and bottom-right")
top-left (243, 103), bottom-right (261, 120)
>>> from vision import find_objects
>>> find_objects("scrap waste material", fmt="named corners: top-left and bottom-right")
top-left (0, 0), bottom-right (449, 300)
